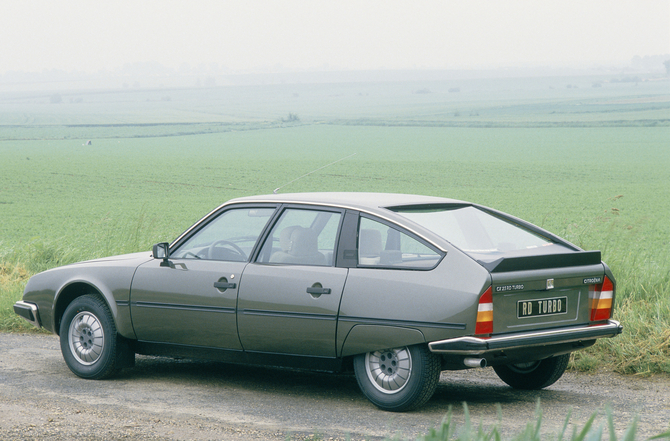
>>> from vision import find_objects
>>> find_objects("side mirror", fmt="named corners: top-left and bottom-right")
top-left (152, 242), bottom-right (170, 265)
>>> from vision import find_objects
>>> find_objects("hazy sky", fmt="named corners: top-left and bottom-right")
top-left (1, 0), bottom-right (668, 74)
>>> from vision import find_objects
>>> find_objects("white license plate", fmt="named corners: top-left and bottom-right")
top-left (517, 296), bottom-right (568, 318)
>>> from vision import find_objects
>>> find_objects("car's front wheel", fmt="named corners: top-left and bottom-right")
top-left (353, 345), bottom-right (441, 411)
top-left (492, 353), bottom-right (570, 390)
top-left (60, 295), bottom-right (127, 379)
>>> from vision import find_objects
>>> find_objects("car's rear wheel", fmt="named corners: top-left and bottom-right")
top-left (492, 353), bottom-right (570, 390)
top-left (353, 345), bottom-right (441, 412)
top-left (60, 295), bottom-right (126, 379)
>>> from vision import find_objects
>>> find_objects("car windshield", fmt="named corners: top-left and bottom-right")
top-left (391, 205), bottom-right (554, 255)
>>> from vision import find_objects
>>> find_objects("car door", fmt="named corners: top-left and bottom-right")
top-left (129, 206), bottom-right (276, 349)
top-left (237, 207), bottom-right (347, 357)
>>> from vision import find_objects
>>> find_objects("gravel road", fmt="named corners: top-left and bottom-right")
top-left (1, 333), bottom-right (669, 440)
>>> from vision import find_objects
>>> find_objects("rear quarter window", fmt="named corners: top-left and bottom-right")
top-left (358, 216), bottom-right (442, 269)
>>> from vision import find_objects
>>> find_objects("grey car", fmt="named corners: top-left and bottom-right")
top-left (14, 192), bottom-right (622, 411)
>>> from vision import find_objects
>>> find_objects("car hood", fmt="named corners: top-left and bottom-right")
top-left (32, 251), bottom-right (153, 278)
top-left (74, 251), bottom-right (153, 266)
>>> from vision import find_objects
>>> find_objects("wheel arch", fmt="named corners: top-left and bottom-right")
top-left (54, 282), bottom-right (112, 336)
top-left (339, 324), bottom-right (426, 357)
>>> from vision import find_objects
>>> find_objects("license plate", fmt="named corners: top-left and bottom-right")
top-left (517, 296), bottom-right (568, 318)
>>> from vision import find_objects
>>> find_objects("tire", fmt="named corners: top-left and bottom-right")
top-left (353, 345), bottom-right (441, 412)
top-left (59, 295), bottom-right (126, 379)
top-left (493, 354), bottom-right (570, 390)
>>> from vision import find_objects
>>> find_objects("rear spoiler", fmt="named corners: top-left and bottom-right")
top-left (478, 250), bottom-right (602, 273)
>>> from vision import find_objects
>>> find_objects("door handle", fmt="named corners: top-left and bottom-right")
top-left (306, 287), bottom-right (331, 295)
top-left (214, 281), bottom-right (237, 290)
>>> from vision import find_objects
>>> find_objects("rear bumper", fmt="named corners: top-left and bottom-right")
top-left (13, 301), bottom-right (41, 328)
top-left (428, 320), bottom-right (622, 355)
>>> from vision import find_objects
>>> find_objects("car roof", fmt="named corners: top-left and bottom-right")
top-left (180, 192), bottom-right (471, 253)
top-left (226, 192), bottom-right (467, 214)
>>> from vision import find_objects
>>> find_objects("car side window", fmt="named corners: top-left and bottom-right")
top-left (171, 207), bottom-right (275, 261)
top-left (257, 208), bottom-right (342, 266)
top-left (358, 217), bottom-right (441, 269)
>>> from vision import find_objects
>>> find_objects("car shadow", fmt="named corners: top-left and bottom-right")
top-left (116, 356), bottom-right (574, 411)
top-left (121, 355), bottom-right (362, 395)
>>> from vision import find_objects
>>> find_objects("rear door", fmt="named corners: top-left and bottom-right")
top-left (237, 206), bottom-right (347, 357)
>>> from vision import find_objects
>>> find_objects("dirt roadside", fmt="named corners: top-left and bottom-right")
top-left (1, 333), bottom-right (669, 440)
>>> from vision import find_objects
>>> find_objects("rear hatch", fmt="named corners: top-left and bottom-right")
top-left (388, 204), bottom-right (616, 335)
top-left (481, 250), bottom-right (609, 334)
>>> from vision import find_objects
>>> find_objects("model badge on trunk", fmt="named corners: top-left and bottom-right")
top-left (518, 296), bottom-right (568, 318)
top-left (495, 284), bottom-right (525, 292)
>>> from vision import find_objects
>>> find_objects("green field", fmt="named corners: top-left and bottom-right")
top-left (1, 74), bottom-right (669, 374)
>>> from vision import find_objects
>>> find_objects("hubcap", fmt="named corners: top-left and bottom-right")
top-left (68, 311), bottom-right (104, 365)
top-left (365, 348), bottom-right (412, 394)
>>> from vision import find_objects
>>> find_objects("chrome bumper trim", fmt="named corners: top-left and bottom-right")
top-left (13, 301), bottom-right (41, 328)
top-left (428, 320), bottom-right (622, 355)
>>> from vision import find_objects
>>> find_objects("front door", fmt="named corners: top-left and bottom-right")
top-left (129, 206), bottom-right (276, 349)
top-left (130, 259), bottom-right (246, 348)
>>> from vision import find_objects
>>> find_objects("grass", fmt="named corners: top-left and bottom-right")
top-left (0, 260), bottom-right (33, 332)
top-left (295, 402), bottom-right (670, 440)
top-left (411, 403), bottom-right (636, 441)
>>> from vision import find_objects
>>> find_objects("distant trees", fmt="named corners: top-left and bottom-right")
top-left (49, 93), bottom-right (62, 104)
top-left (282, 113), bottom-right (300, 123)
top-left (664, 60), bottom-right (670, 76)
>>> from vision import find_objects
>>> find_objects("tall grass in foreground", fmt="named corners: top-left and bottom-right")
top-left (301, 402), bottom-right (669, 440)
top-left (410, 403), bottom-right (644, 441)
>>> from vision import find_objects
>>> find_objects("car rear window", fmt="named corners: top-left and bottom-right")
top-left (391, 205), bottom-right (554, 255)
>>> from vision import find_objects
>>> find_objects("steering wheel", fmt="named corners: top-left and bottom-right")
top-left (207, 240), bottom-right (247, 261)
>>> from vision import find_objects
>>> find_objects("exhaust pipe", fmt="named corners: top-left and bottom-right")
top-left (463, 357), bottom-right (487, 368)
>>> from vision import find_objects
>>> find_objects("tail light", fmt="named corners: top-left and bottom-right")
top-left (474, 286), bottom-right (493, 336)
top-left (589, 276), bottom-right (614, 321)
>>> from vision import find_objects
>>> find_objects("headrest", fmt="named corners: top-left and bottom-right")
top-left (288, 227), bottom-right (319, 257)
top-left (279, 225), bottom-right (300, 252)
top-left (359, 229), bottom-right (382, 256)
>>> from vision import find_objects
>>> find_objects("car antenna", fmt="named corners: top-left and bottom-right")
top-left (273, 153), bottom-right (356, 194)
